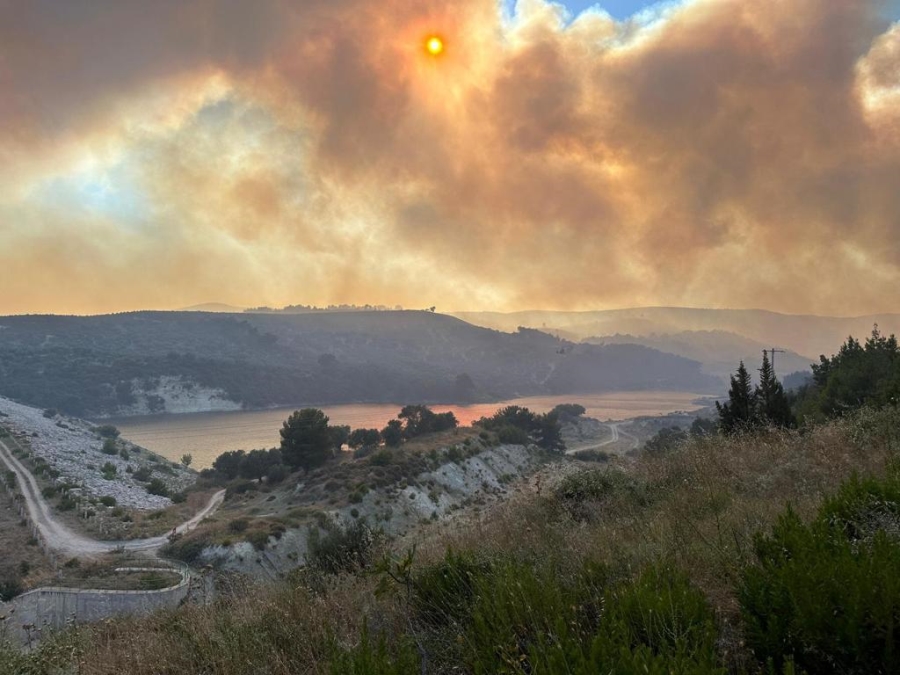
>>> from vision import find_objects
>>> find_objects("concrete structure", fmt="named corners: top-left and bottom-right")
top-left (0, 564), bottom-right (190, 646)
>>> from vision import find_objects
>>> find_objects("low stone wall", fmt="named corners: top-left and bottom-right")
top-left (0, 565), bottom-right (190, 646)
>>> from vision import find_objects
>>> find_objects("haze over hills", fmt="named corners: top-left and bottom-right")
top-left (583, 330), bottom-right (813, 381)
top-left (0, 310), bottom-right (717, 418)
top-left (452, 307), bottom-right (900, 363)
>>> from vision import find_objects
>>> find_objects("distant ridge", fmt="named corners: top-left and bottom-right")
top-left (178, 303), bottom-right (245, 313)
top-left (452, 307), bottom-right (900, 361)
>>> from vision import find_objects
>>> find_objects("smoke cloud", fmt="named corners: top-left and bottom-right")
top-left (0, 0), bottom-right (898, 315)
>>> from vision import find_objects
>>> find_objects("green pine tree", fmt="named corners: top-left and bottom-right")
top-left (717, 361), bottom-right (754, 434)
top-left (755, 351), bottom-right (795, 428)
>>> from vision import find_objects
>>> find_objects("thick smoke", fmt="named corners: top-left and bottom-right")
top-left (0, 0), bottom-right (897, 314)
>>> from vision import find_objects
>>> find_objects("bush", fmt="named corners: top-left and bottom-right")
top-left (246, 530), bottom-right (271, 551)
top-left (101, 462), bottom-right (117, 479)
top-left (328, 628), bottom-right (421, 675)
top-left (412, 550), bottom-right (493, 627)
top-left (412, 552), bottom-right (722, 674)
top-left (102, 439), bottom-right (119, 455)
top-left (162, 532), bottom-right (214, 564)
top-left (307, 521), bottom-right (381, 575)
top-left (369, 449), bottom-right (394, 466)
top-left (0, 563), bottom-right (23, 601)
top-left (553, 469), bottom-right (650, 521)
top-left (95, 425), bottom-right (120, 439)
top-left (266, 463), bottom-right (289, 484)
top-left (99, 495), bottom-right (117, 507)
top-left (572, 449), bottom-right (610, 463)
top-left (132, 466), bottom-right (153, 482)
top-left (145, 478), bottom-right (170, 497)
top-left (740, 471), bottom-right (900, 674)
top-left (229, 518), bottom-right (250, 533)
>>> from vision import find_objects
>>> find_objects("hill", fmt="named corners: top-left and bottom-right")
top-left (453, 307), bottom-right (900, 360)
top-left (583, 330), bottom-right (812, 380)
top-left (0, 311), bottom-right (718, 418)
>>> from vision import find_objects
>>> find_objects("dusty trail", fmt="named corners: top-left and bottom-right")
top-left (565, 422), bottom-right (639, 455)
top-left (0, 438), bottom-right (223, 558)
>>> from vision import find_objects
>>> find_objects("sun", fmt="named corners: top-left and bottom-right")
top-left (425, 35), bottom-right (444, 56)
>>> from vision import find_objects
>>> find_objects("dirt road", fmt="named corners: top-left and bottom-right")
top-left (565, 422), bottom-right (639, 455)
top-left (0, 438), bottom-right (223, 558)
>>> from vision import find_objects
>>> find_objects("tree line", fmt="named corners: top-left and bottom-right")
top-left (715, 325), bottom-right (899, 434)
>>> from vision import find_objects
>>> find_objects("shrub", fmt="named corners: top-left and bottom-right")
top-left (369, 449), bottom-right (394, 466)
top-left (162, 531), bottom-right (214, 564)
top-left (412, 550), bottom-right (493, 627)
top-left (132, 466), bottom-right (153, 482)
top-left (416, 553), bottom-right (723, 674)
top-left (572, 449), bottom-right (611, 462)
top-left (740, 471), bottom-right (900, 674)
top-left (229, 518), bottom-right (250, 533)
top-left (497, 424), bottom-right (530, 446)
top-left (328, 628), bottom-right (421, 675)
top-left (246, 530), bottom-right (271, 551)
top-left (307, 521), bottom-right (381, 575)
top-left (0, 563), bottom-right (23, 601)
top-left (227, 480), bottom-right (258, 496)
top-left (101, 462), bottom-right (117, 479)
top-left (99, 495), bottom-right (117, 507)
top-left (145, 478), bottom-right (170, 497)
top-left (102, 439), bottom-right (118, 455)
top-left (95, 425), bottom-right (120, 439)
top-left (41, 485), bottom-right (58, 499)
top-left (266, 463), bottom-right (289, 484)
top-left (553, 469), bottom-right (650, 521)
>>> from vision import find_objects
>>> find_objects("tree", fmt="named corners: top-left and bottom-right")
top-left (645, 427), bottom-right (688, 454)
top-left (280, 408), bottom-right (333, 471)
top-left (535, 412), bottom-right (565, 452)
top-left (381, 419), bottom-right (404, 447)
top-left (328, 425), bottom-right (351, 452)
top-left (240, 448), bottom-right (283, 481)
top-left (755, 352), bottom-right (795, 428)
top-left (690, 417), bottom-right (717, 436)
top-left (804, 325), bottom-right (900, 417)
top-left (348, 428), bottom-right (381, 450)
top-left (398, 405), bottom-right (458, 438)
top-left (213, 450), bottom-right (246, 480)
top-left (716, 361), bottom-right (754, 434)
top-left (180, 453), bottom-right (193, 468)
top-left (550, 403), bottom-right (587, 422)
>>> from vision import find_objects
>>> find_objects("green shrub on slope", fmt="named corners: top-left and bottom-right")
top-left (740, 470), bottom-right (900, 674)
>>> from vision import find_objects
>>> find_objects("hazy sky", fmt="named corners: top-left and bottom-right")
top-left (1, 0), bottom-right (899, 316)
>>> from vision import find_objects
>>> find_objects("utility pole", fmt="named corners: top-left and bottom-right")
top-left (764, 348), bottom-right (786, 376)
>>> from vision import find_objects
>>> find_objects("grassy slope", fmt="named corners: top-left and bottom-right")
top-left (4, 407), bottom-right (899, 673)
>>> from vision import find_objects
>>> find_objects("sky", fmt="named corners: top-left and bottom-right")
top-left (1, 0), bottom-right (899, 317)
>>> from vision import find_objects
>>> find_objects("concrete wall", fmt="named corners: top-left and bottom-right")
top-left (0, 566), bottom-right (190, 646)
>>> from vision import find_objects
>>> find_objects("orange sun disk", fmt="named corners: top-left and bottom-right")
top-left (425, 35), bottom-right (444, 56)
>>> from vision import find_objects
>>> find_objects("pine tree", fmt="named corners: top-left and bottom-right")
top-left (717, 361), bottom-right (754, 434)
top-left (755, 351), bottom-right (795, 428)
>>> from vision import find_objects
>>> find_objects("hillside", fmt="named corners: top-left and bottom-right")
top-left (584, 330), bottom-right (813, 380)
top-left (453, 307), bottom-right (900, 360)
top-left (4, 405), bottom-right (898, 673)
top-left (0, 311), bottom-right (718, 417)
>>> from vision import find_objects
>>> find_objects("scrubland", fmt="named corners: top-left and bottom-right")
top-left (3, 406), bottom-right (899, 674)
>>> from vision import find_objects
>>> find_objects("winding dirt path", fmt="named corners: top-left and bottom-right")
top-left (0, 438), bottom-right (223, 558)
top-left (565, 422), bottom-right (640, 455)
